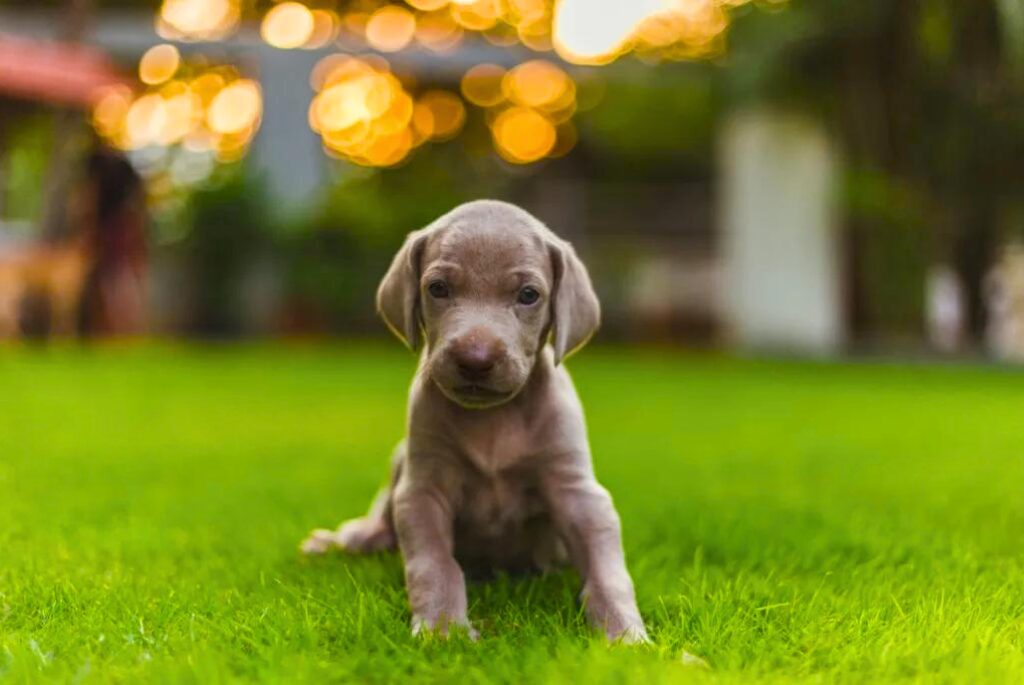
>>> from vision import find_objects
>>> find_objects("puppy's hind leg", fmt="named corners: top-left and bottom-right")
top-left (303, 488), bottom-right (395, 555)
top-left (301, 441), bottom-right (405, 556)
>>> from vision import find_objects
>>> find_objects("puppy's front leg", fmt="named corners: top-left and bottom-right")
top-left (393, 485), bottom-right (474, 638)
top-left (544, 472), bottom-right (648, 644)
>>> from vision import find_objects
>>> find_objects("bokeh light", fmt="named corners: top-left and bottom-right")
top-left (132, 0), bottom-right (756, 176)
top-left (460, 63), bottom-right (506, 107)
top-left (415, 11), bottom-right (464, 52)
top-left (417, 91), bottom-right (466, 141)
top-left (310, 56), bottom-right (408, 165)
top-left (309, 55), bottom-right (466, 167)
top-left (553, 0), bottom-right (657, 64)
top-left (207, 80), bottom-right (262, 136)
top-left (125, 94), bottom-right (168, 149)
top-left (93, 52), bottom-right (263, 169)
top-left (482, 23), bottom-right (519, 47)
top-left (405, 0), bottom-right (450, 10)
top-left (491, 106), bottom-right (556, 163)
top-left (190, 72), bottom-right (227, 107)
top-left (361, 0), bottom-right (747, 65)
top-left (92, 86), bottom-right (134, 140)
top-left (411, 101), bottom-right (435, 142)
top-left (450, 0), bottom-right (501, 31)
top-left (261, 2), bottom-right (316, 50)
top-left (138, 44), bottom-right (181, 86)
top-left (459, 58), bottom-right (577, 164)
top-left (503, 59), bottom-right (572, 109)
top-left (252, 0), bottom-right (751, 67)
top-left (157, 80), bottom-right (200, 145)
top-left (305, 10), bottom-right (341, 49)
top-left (158, 0), bottom-right (240, 41)
top-left (365, 6), bottom-right (418, 53)
top-left (553, 0), bottom-right (745, 64)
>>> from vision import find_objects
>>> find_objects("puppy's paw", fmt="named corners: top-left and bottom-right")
top-left (300, 518), bottom-right (395, 556)
top-left (608, 624), bottom-right (650, 646)
top-left (300, 528), bottom-right (341, 555)
top-left (411, 615), bottom-right (479, 641)
top-left (335, 517), bottom-right (395, 553)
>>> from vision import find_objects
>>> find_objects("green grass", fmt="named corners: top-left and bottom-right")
top-left (1, 345), bottom-right (1022, 684)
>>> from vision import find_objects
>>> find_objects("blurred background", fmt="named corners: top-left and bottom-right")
top-left (0, 0), bottom-right (1023, 359)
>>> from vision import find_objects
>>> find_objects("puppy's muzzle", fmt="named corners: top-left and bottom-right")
top-left (450, 332), bottom-right (506, 383)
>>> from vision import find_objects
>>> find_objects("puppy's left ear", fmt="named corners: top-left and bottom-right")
top-left (377, 229), bottom-right (428, 350)
top-left (548, 238), bottom-right (601, 365)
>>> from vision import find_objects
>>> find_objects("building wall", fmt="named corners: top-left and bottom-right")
top-left (720, 108), bottom-right (843, 354)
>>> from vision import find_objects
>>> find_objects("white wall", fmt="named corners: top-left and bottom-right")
top-left (720, 108), bottom-right (843, 354)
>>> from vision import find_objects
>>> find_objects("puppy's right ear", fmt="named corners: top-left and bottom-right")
top-left (377, 229), bottom-right (428, 350)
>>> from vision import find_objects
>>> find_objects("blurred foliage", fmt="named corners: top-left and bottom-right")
top-left (317, 152), bottom-right (482, 247)
top-left (722, 0), bottom-right (1024, 337)
top-left (845, 167), bottom-right (927, 231)
top-left (584, 66), bottom-right (716, 169)
top-left (179, 169), bottom-right (271, 336)
top-left (0, 115), bottom-right (51, 223)
top-left (996, 0), bottom-right (1024, 76)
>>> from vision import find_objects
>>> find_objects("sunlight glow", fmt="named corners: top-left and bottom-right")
top-left (553, 0), bottom-right (663, 64)
top-left (158, 0), bottom-right (240, 41)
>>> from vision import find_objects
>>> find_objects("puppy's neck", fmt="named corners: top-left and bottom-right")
top-left (412, 347), bottom-right (557, 475)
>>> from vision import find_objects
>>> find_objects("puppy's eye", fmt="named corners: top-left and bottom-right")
top-left (427, 280), bottom-right (450, 299)
top-left (517, 286), bottom-right (541, 306)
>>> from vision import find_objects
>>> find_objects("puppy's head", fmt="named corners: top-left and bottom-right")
top-left (377, 200), bottom-right (599, 409)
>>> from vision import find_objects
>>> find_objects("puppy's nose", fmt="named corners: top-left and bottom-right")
top-left (452, 338), bottom-right (503, 381)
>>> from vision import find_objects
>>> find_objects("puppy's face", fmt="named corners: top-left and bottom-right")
top-left (419, 224), bottom-right (552, 408)
top-left (377, 201), bottom-right (600, 410)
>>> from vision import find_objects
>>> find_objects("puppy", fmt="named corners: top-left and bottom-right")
top-left (303, 200), bottom-right (647, 643)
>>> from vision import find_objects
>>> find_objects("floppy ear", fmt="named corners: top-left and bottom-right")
top-left (548, 238), bottom-right (601, 364)
top-left (377, 229), bottom-right (428, 350)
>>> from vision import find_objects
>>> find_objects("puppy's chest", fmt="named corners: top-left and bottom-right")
top-left (456, 469), bottom-right (545, 538)
top-left (451, 417), bottom-right (545, 536)
top-left (454, 410), bottom-right (534, 474)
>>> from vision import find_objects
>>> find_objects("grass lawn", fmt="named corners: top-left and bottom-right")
top-left (1, 345), bottom-right (1022, 683)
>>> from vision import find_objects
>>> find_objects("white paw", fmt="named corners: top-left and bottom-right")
top-left (301, 518), bottom-right (395, 556)
top-left (610, 625), bottom-right (650, 645)
top-left (300, 528), bottom-right (341, 555)
top-left (411, 616), bottom-right (479, 641)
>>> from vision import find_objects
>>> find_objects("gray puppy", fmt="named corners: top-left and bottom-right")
top-left (303, 200), bottom-right (647, 643)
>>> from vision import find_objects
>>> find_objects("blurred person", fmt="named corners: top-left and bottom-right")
top-left (78, 145), bottom-right (148, 336)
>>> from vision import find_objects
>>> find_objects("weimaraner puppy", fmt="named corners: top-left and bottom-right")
top-left (302, 200), bottom-right (647, 643)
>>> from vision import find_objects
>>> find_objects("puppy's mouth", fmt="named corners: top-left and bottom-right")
top-left (437, 381), bottom-right (516, 408)
top-left (455, 384), bottom-right (511, 402)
